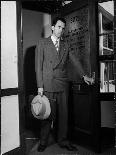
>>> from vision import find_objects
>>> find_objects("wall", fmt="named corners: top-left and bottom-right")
top-left (22, 9), bottom-right (51, 57)
top-left (22, 9), bottom-right (51, 96)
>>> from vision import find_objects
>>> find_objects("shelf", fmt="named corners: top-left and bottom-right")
top-left (99, 92), bottom-right (116, 101)
top-left (99, 55), bottom-right (114, 61)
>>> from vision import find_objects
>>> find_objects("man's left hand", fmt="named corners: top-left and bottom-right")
top-left (83, 75), bottom-right (95, 85)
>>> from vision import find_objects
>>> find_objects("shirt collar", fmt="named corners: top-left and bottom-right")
top-left (51, 35), bottom-right (60, 45)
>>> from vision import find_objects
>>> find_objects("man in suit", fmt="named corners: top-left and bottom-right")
top-left (35, 17), bottom-right (94, 152)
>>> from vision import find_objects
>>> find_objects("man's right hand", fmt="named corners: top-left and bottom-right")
top-left (38, 88), bottom-right (43, 96)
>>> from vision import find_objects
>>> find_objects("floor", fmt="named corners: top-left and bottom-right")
top-left (26, 139), bottom-right (116, 155)
top-left (24, 119), bottom-right (116, 155)
top-left (25, 130), bottom-right (116, 155)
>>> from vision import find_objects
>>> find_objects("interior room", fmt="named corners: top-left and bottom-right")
top-left (22, 1), bottom-right (115, 154)
top-left (1, 0), bottom-right (116, 155)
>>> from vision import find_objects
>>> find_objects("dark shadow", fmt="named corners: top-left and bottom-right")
top-left (24, 46), bottom-right (40, 137)
top-left (24, 46), bottom-right (37, 96)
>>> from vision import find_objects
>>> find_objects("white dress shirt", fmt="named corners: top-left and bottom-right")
top-left (51, 35), bottom-right (59, 50)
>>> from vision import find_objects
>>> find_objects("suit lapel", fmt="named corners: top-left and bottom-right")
top-left (47, 37), bottom-right (59, 67)
top-left (54, 40), bottom-right (66, 68)
top-left (59, 40), bottom-right (65, 60)
top-left (47, 37), bottom-right (66, 69)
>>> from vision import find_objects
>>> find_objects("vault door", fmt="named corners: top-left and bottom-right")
top-left (61, 0), bottom-right (101, 153)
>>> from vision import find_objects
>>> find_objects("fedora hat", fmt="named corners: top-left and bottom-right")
top-left (31, 95), bottom-right (51, 120)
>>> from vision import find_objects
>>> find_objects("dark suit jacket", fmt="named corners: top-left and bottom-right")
top-left (35, 36), bottom-right (84, 92)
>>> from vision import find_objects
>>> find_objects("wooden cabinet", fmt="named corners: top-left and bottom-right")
top-left (68, 82), bottom-right (100, 152)
top-left (69, 83), bottom-right (93, 134)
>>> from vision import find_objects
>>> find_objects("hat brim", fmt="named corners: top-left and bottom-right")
top-left (31, 95), bottom-right (51, 120)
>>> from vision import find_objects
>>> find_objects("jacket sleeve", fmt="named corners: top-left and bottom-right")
top-left (35, 39), bottom-right (44, 88)
top-left (69, 52), bottom-right (85, 78)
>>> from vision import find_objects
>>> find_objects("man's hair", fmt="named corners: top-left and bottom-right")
top-left (52, 17), bottom-right (66, 26)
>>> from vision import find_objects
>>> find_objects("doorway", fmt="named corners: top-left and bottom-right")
top-left (21, 0), bottom-right (115, 154)
top-left (22, 6), bottom-right (52, 153)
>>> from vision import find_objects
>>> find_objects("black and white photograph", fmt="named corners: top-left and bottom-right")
top-left (1, 0), bottom-right (116, 155)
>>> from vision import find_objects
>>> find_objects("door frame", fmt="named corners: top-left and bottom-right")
top-left (1, 1), bottom-right (26, 155)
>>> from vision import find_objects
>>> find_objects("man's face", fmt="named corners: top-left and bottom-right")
top-left (52, 20), bottom-right (65, 38)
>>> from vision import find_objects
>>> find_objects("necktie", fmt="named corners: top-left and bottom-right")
top-left (55, 40), bottom-right (59, 51)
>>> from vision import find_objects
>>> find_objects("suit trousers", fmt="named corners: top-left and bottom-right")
top-left (39, 89), bottom-right (69, 145)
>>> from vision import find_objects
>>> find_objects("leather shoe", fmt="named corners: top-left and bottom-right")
top-left (69, 143), bottom-right (78, 151)
top-left (59, 143), bottom-right (78, 151)
top-left (37, 144), bottom-right (47, 152)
